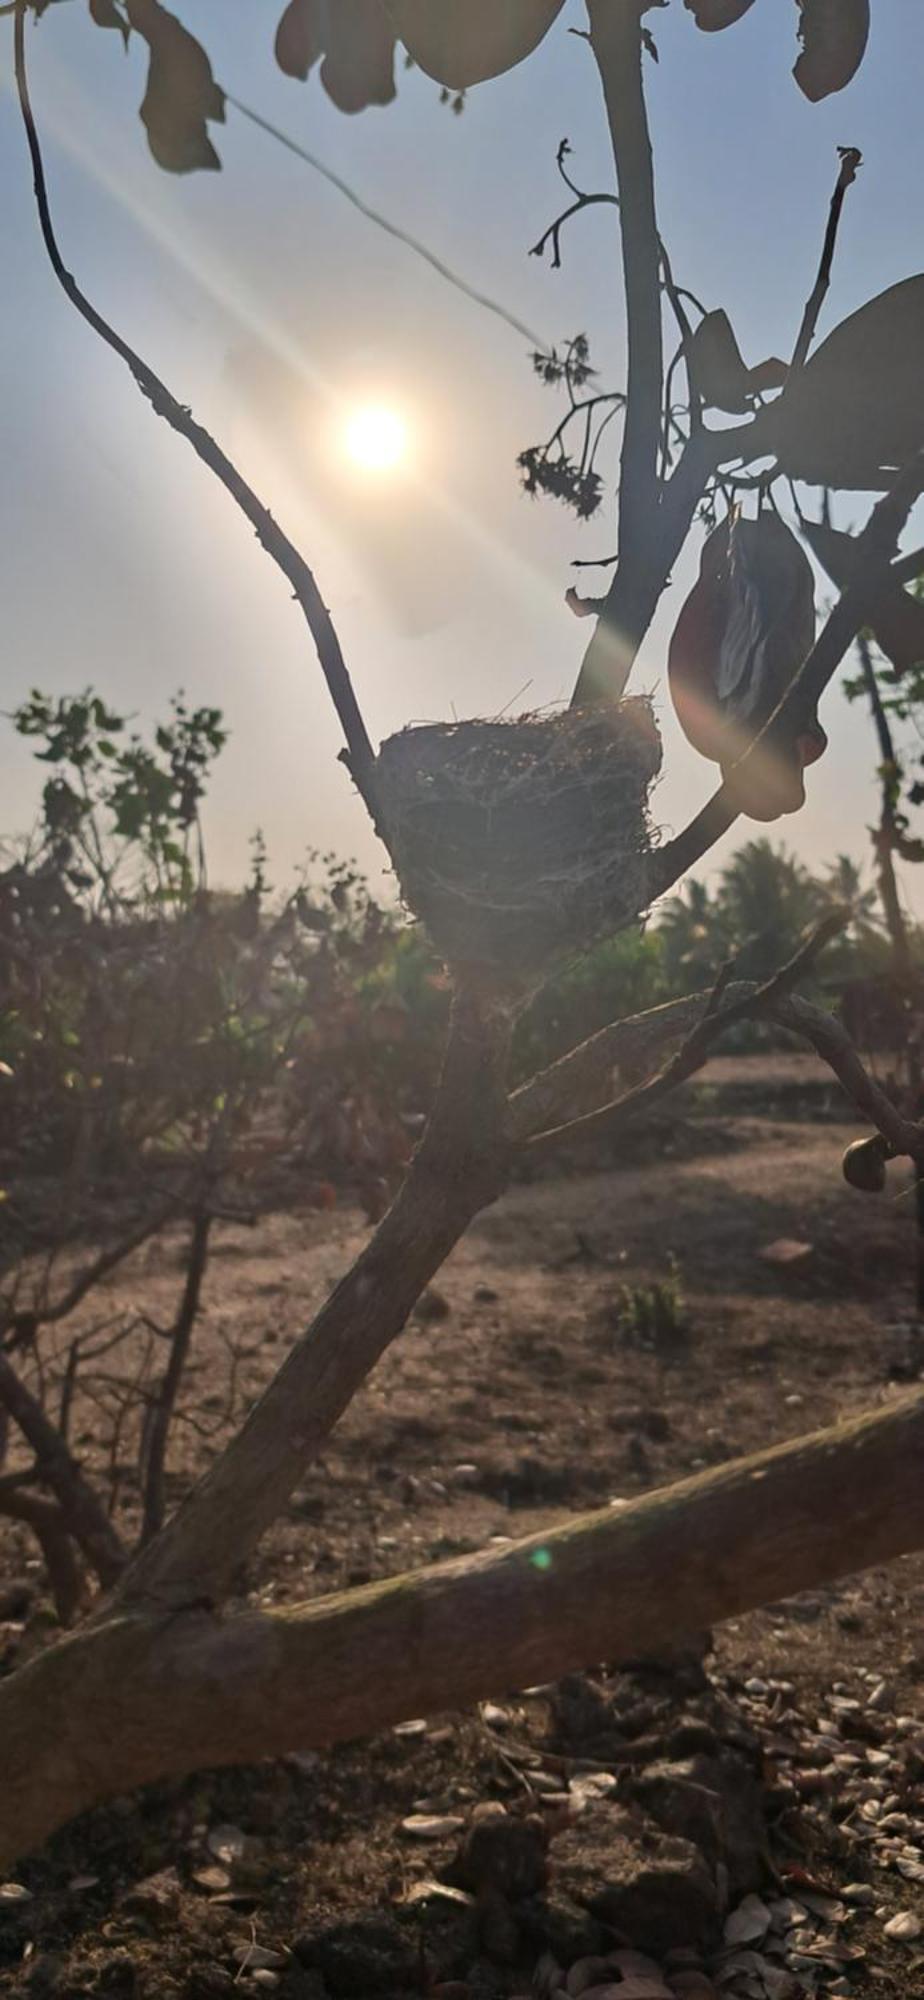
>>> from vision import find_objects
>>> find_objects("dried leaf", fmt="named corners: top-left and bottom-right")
top-left (668, 514), bottom-right (824, 820)
top-left (794, 0), bottom-right (870, 102)
top-left (760, 1238), bottom-right (814, 1267)
top-left (388, 0), bottom-right (566, 89)
top-left (883, 1911), bottom-right (922, 1942)
top-left (724, 1894), bottom-right (772, 1945)
top-left (774, 275), bottom-right (924, 489)
top-left (275, 0), bottom-right (396, 110)
top-left (401, 1812), bottom-right (465, 1839)
top-left (89, 0), bottom-right (130, 45)
top-left (800, 519), bottom-right (924, 677)
top-left (125, 0), bottom-right (224, 172)
top-left (687, 310), bottom-right (786, 414)
top-left (684, 0), bottom-right (757, 25)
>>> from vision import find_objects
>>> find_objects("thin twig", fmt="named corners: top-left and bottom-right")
top-left (523, 913), bottom-right (846, 1154)
top-left (790, 148), bottom-right (862, 374)
top-left (12, 2), bottom-right (380, 828)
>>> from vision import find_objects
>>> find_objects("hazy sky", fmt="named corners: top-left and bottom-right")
top-left (3, 0), bottom-right (924, 907)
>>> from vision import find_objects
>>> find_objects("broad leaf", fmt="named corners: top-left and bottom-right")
top-left (668, 514), bottom-right (824, 821)
top-left (126, 0), bottom-right (224, 172)
top-left (687, 309), bottom-right (786, 414)
top-left (801, 519), bottom-right (924, 677)
top-left (275, 0), bottom-right (396, 111)
top-left (387, 0), bottom-right (566, 89)
top-left (684, 0), bottom-right (757, 28)
top-left (89, 0), bottom-right (130, 45)
top-left (793, 0), bottom-right (870, 103)
top-left (774, 276), bottom-right (924, 489)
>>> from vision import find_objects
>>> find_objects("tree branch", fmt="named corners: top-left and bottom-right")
top-left (572, 1), bottom-right (663, 704)
top-left (6, 1386), bottom-right (924, 1866)
top-left (522, 914), bottom-right (847, 1154)
top-left (114, 991), bottom-right (514, 1614)
top-left (790, 147), bottom-right (862, 374)
top-left (12, 1), bottom-right (380, 827)
top-left (0, 1351), bottom-right (126, 1587)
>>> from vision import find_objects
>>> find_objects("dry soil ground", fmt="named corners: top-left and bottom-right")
top-left (2, 1058), bottom-right (924, 2000)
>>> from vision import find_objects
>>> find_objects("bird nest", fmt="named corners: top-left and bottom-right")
top-left (374, 700), bottom-right (662, 986)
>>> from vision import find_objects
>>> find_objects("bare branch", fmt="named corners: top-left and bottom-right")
top-left (791, 147), bottom-right (862, 373)
top-left (522, 914), bottom-right (847, 1155)
top-left (0, 1487), bottom-right (84, 1625)
top-left (12, 2), bottom-right (380, 827)
top-left (140, 1211), bottom-right (212, 1544)
top-left (572, 1), bottom-right (663, 703)
top-left (0, 1350), bottom-right (126, 1586)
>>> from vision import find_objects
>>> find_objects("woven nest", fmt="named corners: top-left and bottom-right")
top-left (375, 700), bottom-right (662, 984)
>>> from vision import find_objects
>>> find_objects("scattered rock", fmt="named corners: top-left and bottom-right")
top-left (206, 1824), bottom-right (248, 1868)
top-left (0, 1578), bottom-right (33, 1621)
top-left (631, 1752), bottom-right (768, 1896)
top-left (553, 1805), bottom-right (719, 1953)
top-left (455, 1804), bottom-right (548, 1900)
top-left (295, 1915), bottom-right (417, 1995)
top-left (120, 1867), bottom-right (181, 1925)
top-left (414, 1286), bottom-right (451, 1322)
top-left (473, 1285), bottom-right (499, 1305)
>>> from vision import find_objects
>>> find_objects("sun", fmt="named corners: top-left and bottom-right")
top-left (344, 403), bottom-right (408, 473)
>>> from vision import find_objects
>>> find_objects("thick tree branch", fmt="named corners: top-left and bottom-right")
top-left (113, 992), bottom-right (513, 1615)
top-left (6, 1387), bottom-right (924, 1867)
top-left (13, 2), bottom-right (380, 825)
top-left (572, 1), bottom-right (663, 704)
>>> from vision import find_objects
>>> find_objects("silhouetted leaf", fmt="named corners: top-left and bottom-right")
top-left (89, 0), bottom-right (130, 46)
top-left (684, 0), bottom-right (757, 28)
top-left (668, 514), bottom-right (824, 821)
top-left (801, 519), bottom-right (924, 677)
top-left (388, 0), bottom-right (566, 89)
top-left (793, 0), bottom-right (869, 102)
top-left (774, 276), bottom-right (924, 488)
top-left (275, 0), bottom-right (396, 108)
top-left (687, 310), bottom-right (787, 414)
top-left (127, 0), bottom-right (224, 172)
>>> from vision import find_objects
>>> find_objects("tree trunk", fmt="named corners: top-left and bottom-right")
top-left (4, 1387), bottom-right (924, 1869)
top-left (116, 991), bottom-right (513, 1615)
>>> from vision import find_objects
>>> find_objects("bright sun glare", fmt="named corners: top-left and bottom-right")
top-left (344, 404), bottom-right (408, 473)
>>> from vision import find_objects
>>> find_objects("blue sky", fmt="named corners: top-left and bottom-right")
top-left (2, 0), bottom-right (923, 903)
